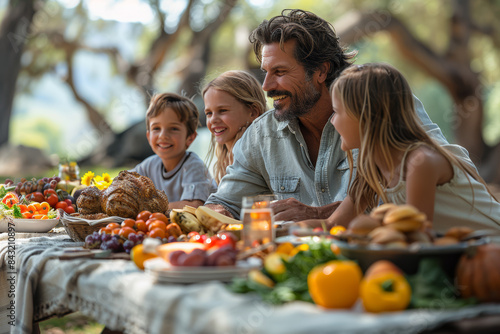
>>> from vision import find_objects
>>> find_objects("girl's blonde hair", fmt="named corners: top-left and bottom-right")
top-left (201, 70), bottom-right (267, 184)
top-left (331, 62), bottom-right (495, 213)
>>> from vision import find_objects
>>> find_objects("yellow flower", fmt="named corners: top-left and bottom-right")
top-left (94, 175), bottom-right (103, 183)
top-left (102, 173), bottom-right (111, 183)
top-left (94, 180), bottom-right (108, 191)
top-left (82, 171), bottom-right (95, 186)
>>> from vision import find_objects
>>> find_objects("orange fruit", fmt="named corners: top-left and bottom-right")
top-left (99, 227), bottom-right (113, 235)
top-left (148, 220), bottom-right (167, 232)
top-left (119, 227), bottom-right (136, 239)
top-left (136, 210), bottom-right (152, 222)
top-left (111, 228), bottom-right (121, 235)
top-left (330, 225), bottom-right (346, 236)
top-left (130, 244), bottom-right (158, 270)
top-left (148, 228), bottom-right (166, 239)
top-left (135, 220), bottom-right (147, 232)
top-left (121, 219), bottom-right (136, 228)
top-left (150, 212), bottom-right (169, 224)
top-left (106, 223), bottom-right (121, 230)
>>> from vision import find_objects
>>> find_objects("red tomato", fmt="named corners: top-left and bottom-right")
top-left (190, 234), bottom-right (207, 244)
top-left (55, 201), bottom-right (68, 210)
top-left (46, 194), bottom-right (59, 207)
top-left (64, 206), bottom-right (75, 214)
top-left (204, 235), bottom-right (220, 249)
top-left (313, 227), bottom-right (324, 233)
top-left (43, 189), bottom-right (57, 197)
top-left (64, 199), bottom-right (73, 206)
top-left (216, 232), bottom-right (237, 249)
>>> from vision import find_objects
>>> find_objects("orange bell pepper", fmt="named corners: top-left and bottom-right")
top-left (2, 192), bottom-right (19, 208)
top-left (307, 260), bottom-right (362, 309)
top-left (39, 202), bottom-right (50, 215)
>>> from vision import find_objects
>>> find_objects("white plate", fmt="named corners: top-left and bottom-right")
top-left (144, 257), bottom-right (262, 284)
top-left (0, 217), bottom-right (60, 233)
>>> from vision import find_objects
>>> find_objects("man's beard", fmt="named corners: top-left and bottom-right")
top-left (269, 79), bottom-right (321, 122)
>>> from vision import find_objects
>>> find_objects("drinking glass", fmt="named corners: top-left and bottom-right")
top-left (241, 194), bottom-right (276, 249)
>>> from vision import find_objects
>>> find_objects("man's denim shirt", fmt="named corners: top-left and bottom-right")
top-left (205, 96), bottom-right (473, 219)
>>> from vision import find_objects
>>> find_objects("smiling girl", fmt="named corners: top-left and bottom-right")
top-left (202, 70), bottom-right (267, 184)
top-left (304, 63), bottom-right (500, 233)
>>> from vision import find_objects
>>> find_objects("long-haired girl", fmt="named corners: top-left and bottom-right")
top-left (202, 70), bottom-right (267, 184)
top-left (321, 62), bottom-right (500, 233)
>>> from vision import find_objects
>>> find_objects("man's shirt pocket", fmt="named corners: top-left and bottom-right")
top-left (270, 176), bottom-right (300, 201)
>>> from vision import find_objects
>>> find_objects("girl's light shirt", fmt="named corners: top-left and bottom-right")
top-left (385, 147), bottom-right (500, 234)
top-left (132, 152), bottom-right (217, 203)
top-left (206, 96), bottom-right (473, 219)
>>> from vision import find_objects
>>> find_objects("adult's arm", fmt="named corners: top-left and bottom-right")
top-left (204, 131), bottom-right (272, 219)
top-left (271, 197), bottom-right (341, 222)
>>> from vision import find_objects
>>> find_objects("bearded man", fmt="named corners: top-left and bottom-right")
top-left (205, 9), bottom-right (472, 221)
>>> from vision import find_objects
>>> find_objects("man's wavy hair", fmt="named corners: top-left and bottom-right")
top-left (249, 9), bottom-right (356, 86)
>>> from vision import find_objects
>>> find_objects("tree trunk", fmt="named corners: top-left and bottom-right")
top-left (0, 0), bottom-right (35, 146)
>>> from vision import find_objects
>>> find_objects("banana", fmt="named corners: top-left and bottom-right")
top-left (182, 205), bottom-right (197, 215)
top-left (169, 210), bottom-right (204, 234)
top-left (195, 206), bottom-right (241, 233)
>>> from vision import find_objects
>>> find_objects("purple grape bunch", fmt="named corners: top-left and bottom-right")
top-left (122, 232), bottom-right (145, 254)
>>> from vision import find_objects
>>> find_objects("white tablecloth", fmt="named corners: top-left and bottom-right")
top-left (1, 233), bottom-right (500, 334)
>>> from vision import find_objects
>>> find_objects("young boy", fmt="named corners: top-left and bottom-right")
top-left (132, 93), bottom-right (217, 210)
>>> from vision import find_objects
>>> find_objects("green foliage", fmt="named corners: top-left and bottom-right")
top-left (408, 258), bottom-right (477, 309)
top-left (230, 240), bottom-right (342, 305)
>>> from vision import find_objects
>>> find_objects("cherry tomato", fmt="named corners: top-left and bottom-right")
top-left (216, 232), bottom-right (237, 249)
top-left (64, 199), bottom-right (73, 206)
top-left (190, 234), bottom-right (207, 244)
top-left (204, 235), bottom-right (220, 249)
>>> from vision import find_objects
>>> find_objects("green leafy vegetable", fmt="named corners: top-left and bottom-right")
top-left (0, 185), bottom-right (7, 199)
top-left (12, 205), bottom-right (23, 218)
top-left (408, 257), bottom-right (477, 309)
top-left (230, 240), bottom-right (343, 305)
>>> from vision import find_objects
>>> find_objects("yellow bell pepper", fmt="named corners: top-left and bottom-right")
top-left (360, 271), bottom-right (412, 312)
top-left (308, 260), bottom-right (362, 309)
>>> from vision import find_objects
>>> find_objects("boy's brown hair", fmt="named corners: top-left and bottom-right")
top-left (146, 93), bottom-right (200, 137)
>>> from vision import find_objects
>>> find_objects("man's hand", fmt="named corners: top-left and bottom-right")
top-left (270, 198), bottom-right (341, 222)
top-left (204, 203), bottom-right (235, 218)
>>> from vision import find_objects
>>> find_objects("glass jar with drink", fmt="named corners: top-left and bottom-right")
top-left (241, 194), bottom-right (276, 250)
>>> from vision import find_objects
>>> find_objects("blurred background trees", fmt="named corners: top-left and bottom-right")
top-left (0, 0), bottom-right (499, 183)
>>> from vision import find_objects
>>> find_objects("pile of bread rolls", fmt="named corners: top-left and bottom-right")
top-left (345, 204), bottom-right (473, 247)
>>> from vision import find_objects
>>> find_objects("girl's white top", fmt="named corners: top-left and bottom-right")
top-left (384, 145), bottom-right (500, 234)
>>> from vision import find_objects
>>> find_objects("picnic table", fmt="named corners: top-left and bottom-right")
top-left (1, 231), bottom-right (500, 334)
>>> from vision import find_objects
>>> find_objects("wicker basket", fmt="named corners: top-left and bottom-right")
top-left (59, 210), bottom-right (124, 242)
